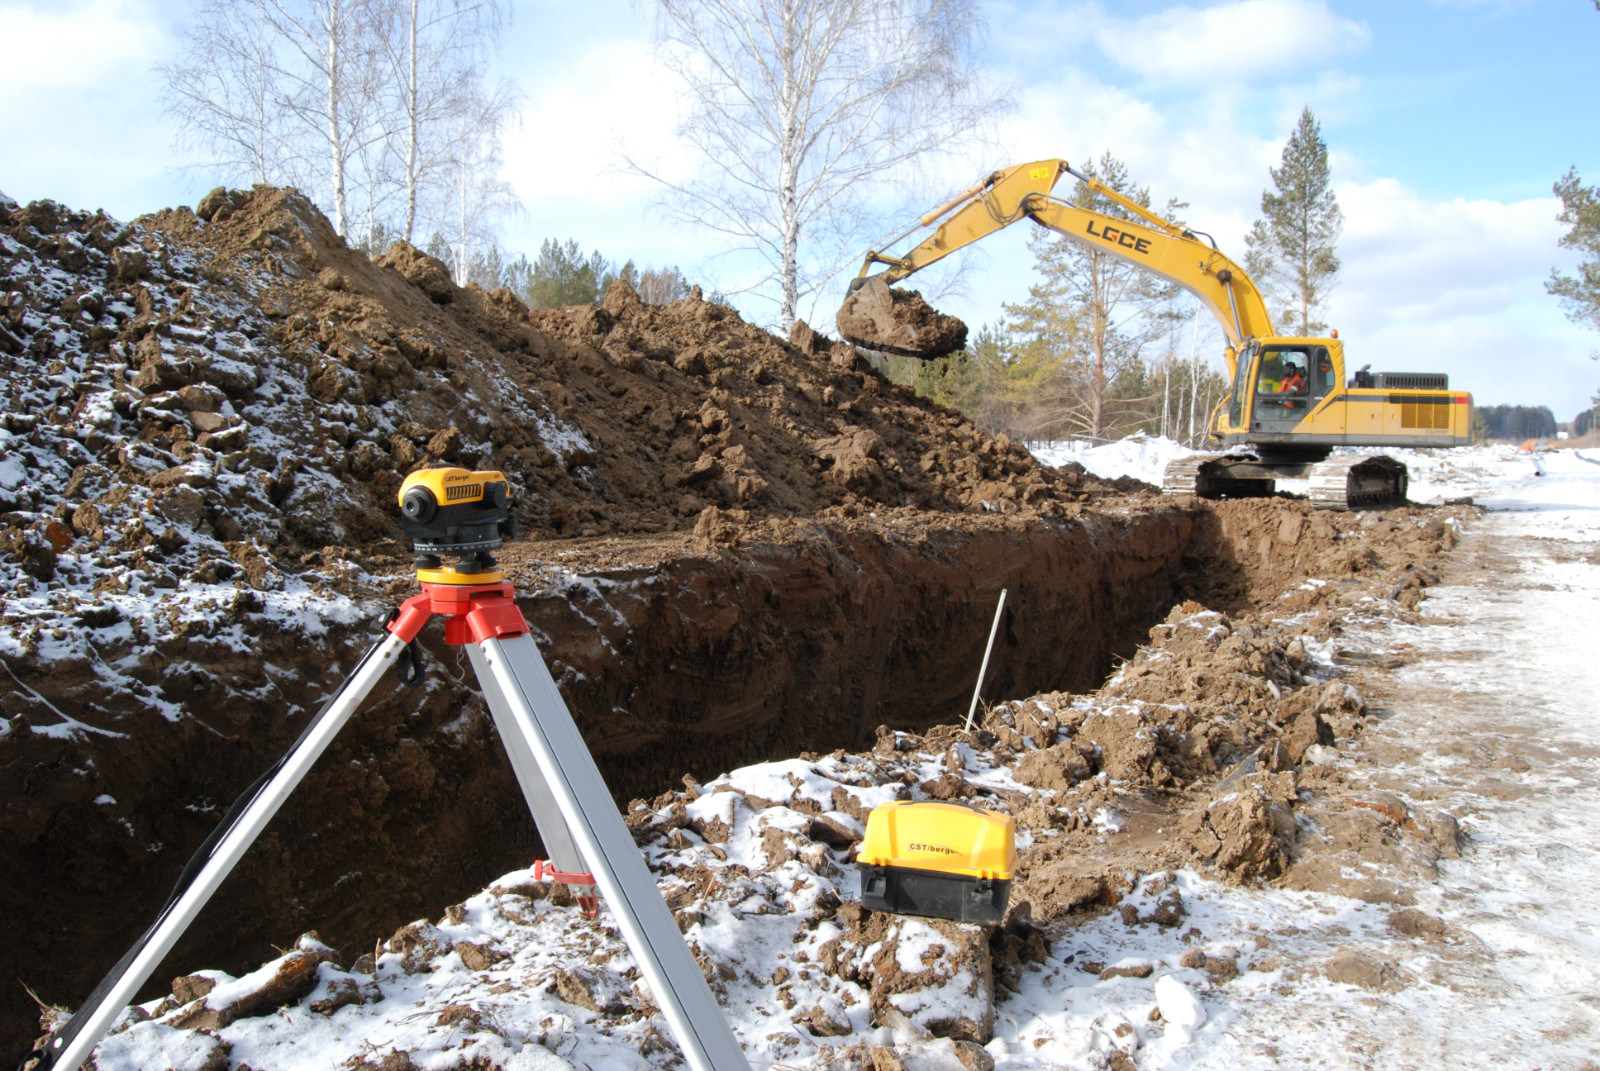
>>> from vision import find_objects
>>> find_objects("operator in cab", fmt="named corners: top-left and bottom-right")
top-left (1279, 358), bottom-right (1308, 409)
top-left (1280, 359), bottom-right (1307, 395)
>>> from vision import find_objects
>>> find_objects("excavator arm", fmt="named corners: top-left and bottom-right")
top-left (837, 158), bottom-right (1275, 362)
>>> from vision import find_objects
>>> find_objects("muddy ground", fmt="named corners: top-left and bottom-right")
top-left (0, 184), bottom-right (1467, 1059)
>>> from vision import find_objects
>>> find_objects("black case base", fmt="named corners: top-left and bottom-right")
top-left (858, 863), bottom-right (1010, 925)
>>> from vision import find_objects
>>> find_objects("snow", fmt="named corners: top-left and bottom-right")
top-left (1030, 434), bottom-right (1194, 486)
top-left (1153, 974), bottom-right (1204, 1032)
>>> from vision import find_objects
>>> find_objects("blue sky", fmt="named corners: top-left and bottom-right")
top-left (3, 0), bottom-right (1597, 418)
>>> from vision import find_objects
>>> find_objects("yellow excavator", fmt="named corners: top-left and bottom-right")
top-left (835, 158), bottom-right (1473, 509)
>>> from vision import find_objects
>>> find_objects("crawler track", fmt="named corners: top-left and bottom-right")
top-left (1308, 455), bottom-right (1409, 510)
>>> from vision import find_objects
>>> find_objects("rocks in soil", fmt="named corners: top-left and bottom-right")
top-left (1389, 908), bottom-right (1449, 941)
top-left (1181, 775), bottom-right (1299, 881)
top-left (1319, 949), bottom-right (1407, 991)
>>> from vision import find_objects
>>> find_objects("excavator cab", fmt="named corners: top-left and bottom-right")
top-left (1251, 345), bottom-right (1328, 424)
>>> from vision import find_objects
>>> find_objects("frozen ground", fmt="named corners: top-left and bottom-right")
top-left (68, 446), bottom-right (1600, 1071)
top-left (1126, 447), bottom-right (1600, 1068)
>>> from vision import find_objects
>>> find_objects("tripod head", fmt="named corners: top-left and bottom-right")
top-left (398, 467), bottom-right (519, 583)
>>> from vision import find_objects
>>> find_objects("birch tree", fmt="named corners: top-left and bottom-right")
top-left (162, 0), bottom-right (514, 249)
top-left (634, 0), bottom-right (1003, 334)
top-left (162, 0), bottom-right (391, 237)
top-left (380, 0), bottom-right (509, 243)
top-left (438, 80), bottom-right (520, 286)
top-left (161, 5), bottom-right (289, 185)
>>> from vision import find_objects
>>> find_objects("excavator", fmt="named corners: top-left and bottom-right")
top-left (835, 158), bottom-right (1473, 509)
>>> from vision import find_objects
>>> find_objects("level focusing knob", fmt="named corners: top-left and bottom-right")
top-left (402, 486), bottom-right (438, 524)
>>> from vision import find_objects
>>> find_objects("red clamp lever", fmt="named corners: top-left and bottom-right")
top-left (533, 860), bottom-right (599, 917)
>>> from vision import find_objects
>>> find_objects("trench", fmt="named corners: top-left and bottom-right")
top-left (1, 500), bottom-right (1281, 1054)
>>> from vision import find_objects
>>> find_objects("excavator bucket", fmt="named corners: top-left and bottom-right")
top-left (835, 275), bottom-right (969, 360)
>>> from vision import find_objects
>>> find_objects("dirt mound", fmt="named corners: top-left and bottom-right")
top-left (1, 183), bottom-right (1115, 611)
top-left (835, 280), bottom-right (969, 359)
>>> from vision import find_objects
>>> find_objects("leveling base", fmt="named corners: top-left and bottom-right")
top-left (26, 578), bottom-right (750, 1071)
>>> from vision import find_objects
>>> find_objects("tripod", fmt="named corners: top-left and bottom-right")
top-left (27, 511), bottom-right (752, 1071)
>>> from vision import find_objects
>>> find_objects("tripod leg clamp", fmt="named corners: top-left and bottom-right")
top-left (533, 860), bottom-right (600, 918)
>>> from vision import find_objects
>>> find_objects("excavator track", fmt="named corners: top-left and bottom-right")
top-left (1162, 451), bottom-right (1409, 510)
top-left (1161, 453), bottom-right (1278, 499)
top-left (1307, 454), bottom-right (1409, 510)
top-left (1161, 453), bottom-right (1232, 497)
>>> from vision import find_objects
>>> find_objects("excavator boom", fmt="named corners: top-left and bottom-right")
top-left (836, 158), bottom-right (1273, 360)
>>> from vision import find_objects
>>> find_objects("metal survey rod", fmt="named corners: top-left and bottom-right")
top-left (964, 588), bottom-right (1008, 732)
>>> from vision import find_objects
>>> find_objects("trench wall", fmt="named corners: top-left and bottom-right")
top-left (1, 506), bottom-right (1197, 1053)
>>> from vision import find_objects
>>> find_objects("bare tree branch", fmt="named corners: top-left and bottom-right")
top-left (629, 0), bottom-right (1006, 333)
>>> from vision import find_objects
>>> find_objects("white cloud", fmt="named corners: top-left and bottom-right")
top-left (0, 0), bottom-right (165, 95)
top-left (501, 37), bottom-right (694, 206)
top-left (1336, 178), bottom-right (1561, 324)
top-left (0, 0), bottom-right (189, 216)
top-left (1095, 0), bottom-right (1369, 84)
top-left (497, 35), bottom-right (741, 277)
top-left (1328, 178), bottom-right (1593, 413)
top-left (991, 0), bottom-right (1369, 87)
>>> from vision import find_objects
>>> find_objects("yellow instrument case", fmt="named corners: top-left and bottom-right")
top-left (855, 800), bottom-right (1016, 924)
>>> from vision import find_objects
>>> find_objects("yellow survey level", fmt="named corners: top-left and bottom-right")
top-left (397, 467), bottom-right (518, 583)
top-left (856, 800), bottom-right (1016, 925)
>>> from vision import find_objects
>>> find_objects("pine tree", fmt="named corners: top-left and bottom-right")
top-left (1245, 106), bottom-right (1343, 336)
top-left (1003, 154), bottom-right (1182, 439)
top-left (522, 239), bottom-right (612, 308)
top-left (1548, 168), bottom-right (1600, 335)
top-left (1547, 167), bottom-right (1600, 415)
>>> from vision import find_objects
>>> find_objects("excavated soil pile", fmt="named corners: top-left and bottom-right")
top-left (0, 184), bottom-right (1107, 558)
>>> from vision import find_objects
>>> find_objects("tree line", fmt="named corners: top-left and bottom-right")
top-left (434, 236), bottom-right (699, 309)
top-left (1475, 405), bottom-right (1558, 442)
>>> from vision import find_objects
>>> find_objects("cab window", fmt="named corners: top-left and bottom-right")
top-left (1255, 351), bottom-right (1287, 395)
top-left (1311, 347), bottom-right (1334, 394)
top-left (1254, 346), bottom-right (1311, 418)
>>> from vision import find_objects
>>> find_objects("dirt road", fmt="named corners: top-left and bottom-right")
top-left (1183, 456), bottom-right (1600, 1069)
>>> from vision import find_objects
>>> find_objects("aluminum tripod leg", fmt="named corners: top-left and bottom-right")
top-left (468, 646), bottom-right (586, 877)
top-left (471, 634), bottom-right (752, 1071)
top-left (37, 631), bottom-right (412, 1071)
